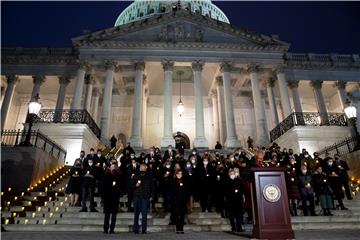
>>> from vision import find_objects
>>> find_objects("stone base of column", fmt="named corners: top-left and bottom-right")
top-left (224, 137), bottom-right (240, 149)
top-left (194, 137), bottom-right (208, 148)
top-left (129, 136), bottom-right (143, 148)
top-left (161, 136), bottom-right (175, 148)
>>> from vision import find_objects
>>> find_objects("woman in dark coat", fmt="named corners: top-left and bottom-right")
top-left (171, 169), bottom-right (190, 234)
top-left (285, 156), bottom-right (301, 216)
top-left (102, 159), bottom-right (125, 234)
top-left (65, 159), bottom-right (83, 206)
top-left (313, 166), bottom-right (334, 216)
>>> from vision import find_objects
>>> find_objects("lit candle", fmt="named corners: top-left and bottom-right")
top-left (304, 162), bottom-right (307, 166)
top-left (180, 183), bottom-right (183, 187)
top-left (307, 183), bottom-right (311, 187)
top-left (75, 171), bottom-right (78, 175)
top-left (217, 175), bottom-right (220, 180)
top-left (166, 171), bottom-right (170, 175)
top-left (137, 180), bottom-right (141, 184)
top-left (189, 173), bottom-right (192, 176)
top-left (206, 174), bottom-right (209, 177)
top-left (87, 171), bottom-right (90, 175)
top-left (24, 219), bottom-right (29, 224)
top-left (323, 179), bottom-right (327, 182)
top-left (235, 189), bottom-right (239, 193)
top-left (291, 178), bottom-right (294, 182)
top-left (292, 168), bottom-right (295, 172)
top-left (218, 161), bottom-right (221, 165)
top-left (276, 163), bottom-right (280, 167)
top-left (113, 181), bottom-right (116, 186)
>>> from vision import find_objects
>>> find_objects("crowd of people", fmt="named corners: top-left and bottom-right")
top-left (65, 142), bottom-right (353, 234)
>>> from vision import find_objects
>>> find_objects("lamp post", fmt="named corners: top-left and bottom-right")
top-left (344, 99), bottom-right (360, 150)
top-left (20, 94), bottom-right (42, 146)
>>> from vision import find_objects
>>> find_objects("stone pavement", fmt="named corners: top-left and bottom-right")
top-left (2, 230), bottom-right (360, 240)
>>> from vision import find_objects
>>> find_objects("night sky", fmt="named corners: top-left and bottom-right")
top-left (1, 1), bottom-right (360, 54)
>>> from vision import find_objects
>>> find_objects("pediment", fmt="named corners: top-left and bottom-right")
top-left (73, 10), bottom-right (289, 51)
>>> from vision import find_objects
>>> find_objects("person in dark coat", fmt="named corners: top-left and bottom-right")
top-left (297, 165), bottom-right (316, 216)
top-left (171, 169), bottom-right (190, 234)
top-left (126, 156), bottom-right (139, 211)
top-left (102, 159), bottom-right (125, 234)
top-left (225, 168), bottom-right (244, 232)
top-left (83, 148), bottom-right (96, 168)
top-left (132, 164), bottom-right (154, 234)
top-left (285, 156), bottom-right (301, 216)
top-left (123, 142), bottom-right (135, 155)
top-left (214, 141), bottom-right (222, 150)
top-left (110, 135), bottom-right (117, 149)
top-left (334, 154), bottom-right (352, 200)
top-left (198, 157), bottom-right (215, 212)
top-left (65, 159), bottom-right (82, 206)
top-left (163, 145), bottom-right (177, 162)
top-left (80, 158), bottom-right (98, 212)
top-left (313, 166), bottom-right (334, 216)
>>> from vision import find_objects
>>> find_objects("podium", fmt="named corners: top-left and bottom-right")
top-left (251, 167), bottom-right (294, 239)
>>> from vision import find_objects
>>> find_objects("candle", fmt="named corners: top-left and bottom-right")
top-left (304, 162), bottom-right (307, 166)
top-left (217, 175), bottom-right (220, 180)
top-left (235, 189), bottom-right (238, 193)
top-left (292, 168), bottom-right (295, 172)
top-left (166, 171), bottom-right (170, 175)
top-left (180, 183), bottom-right (183, 187)
top-left (87, 171), bottom-right (90, 175)
top-left (189, 173), bottom-right (192, 176)
top-left (137, 180), bottom-right (141, 184)
top-left (206, 174), bottom-right (209, 177)
top-left (291, 178), bottom-right (294, 182)
top-left (113, 181), bottom-right (116, 186)
top-left (75, 171), bottom-right (78, 175)
top-left (218, 161), bottom-right (221, 165)
top-left (307, 183), bottom-right (311, 187)
top-left (323, 179), bottom-right (327, 182)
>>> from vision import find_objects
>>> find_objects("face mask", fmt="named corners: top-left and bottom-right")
top-left (230, 175), bottom-right (235, 180)
top-left (145, 159), bottom-right (148, 164)
top-left (305, 154), bottom-right (309, 158)
top-left (235, 172), bottom-right (239, 177)
top-left (328, 161), bottom-right (333, 166)
top-left (186, 164), bottom-right (191, 168)
top-left (176, 174), bottom-right (182, 179)
top-left (132, 163), bottom-right (136, 167)
top-left (192, 151), bottom-right (196, 155)
top-left (191, 159), bottom-right (196, 164)
top-left (150, 151), bottom-right (154, 155)
top-left (90, 151), bottom-right (94, 154)
top-left (302, 170), bottom-right (307, 175)
top-left (88, 162), bottom-right (93, 166)
top-left (97, 153), bottom-right (101, 157)
top-left (166, 164), bottom-right (171, 168)
top-left (110, 164), bottom-right (117, 171)
top-left (168, 148), bottom-right (172, 151)
top-left (203, 161), bottom-right (208, 165)
top-left (131, 155), bottom-right (135, 159)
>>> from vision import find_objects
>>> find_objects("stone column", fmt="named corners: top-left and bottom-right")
top-left (248, 64), bottom-right (269, 146)
top-left (265, 77), bottom-right (279, 127)
top-left (220, 62), bottom-right (240, 148)
top-left (210, 90), bottom-right (220, 144)
top-left (129, 61), bottom-right (145, 148)
top-left (192, 61), bottom-right (208, 148)
top-left (83, 74), bottom-right (95, 112)
top-left (142, 76), bottom-right (148, 143)
top-left (334, 81), bottom-right (348, 109)
top-left (71, 63), bottom-right (88, 110)
top-left (287, 80), bottom-right (303, 113)
top-left (160, 60), bottom-right (175, 147)
top-left (275, 67), bottom-right (292, 118)
top-left (91, 87), bottom-right (100, 124)
top-left (55, 76), bottom-right (71, 111)
top-left (1, 75), bottom-right (19, 129)
top-left (216, 76), bottom-right (227, 144)
top-left (31, 75), bottom-right (45, 99)
top-left (310, 80), bottom-right (329, 125)
top-left (100, 61), bottom-right (116, 144)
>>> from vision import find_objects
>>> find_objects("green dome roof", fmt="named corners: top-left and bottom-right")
top-left (114, 0), bottom-right (230, 26)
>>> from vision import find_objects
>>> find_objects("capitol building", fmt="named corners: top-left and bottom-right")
top-left (1, 0), bottom-right (360, 165)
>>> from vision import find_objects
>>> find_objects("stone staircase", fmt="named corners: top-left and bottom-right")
top-left (2, 169), bottom-right (360, 232)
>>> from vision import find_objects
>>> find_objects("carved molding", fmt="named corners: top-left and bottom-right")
top-left (162, 60), bottom-right (174, 71)
top-left (58, 76), bottom-right (71, 85)
top-left (287, 80), bottom-right (300, 89)
top-left (5, 75), bottom-right (19, 85)
top-left (134, 61), bottom-right (145, 71)
top-left (216, 76), bottom-right (223, 86)
top-left (247, 63), bottom-right (261, 74)
top-left (191, 60), bottom-right (204, 72)
top-left (266, 77), bottom-right (276, 88)
top-left (333, 80), bottom-right (347, 89)
top-left (310, 80), bottom-right (323, 89)
top-left (32, 75), bottom-right (46, 85)
top-left (220, 62), bottom-right (232, 73)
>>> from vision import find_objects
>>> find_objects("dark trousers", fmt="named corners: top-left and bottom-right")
top-left (228, 211), bottom-right (243, 232)
top-left (340, 177), bottom-right (352, 199)
top-left (133, 196), bottom-right (148, 233)
top-left (104, 213), bottom-right (117, 232)
top-left (200, 192), bottom-right (212, 212)
top-left (127, 186), bottom-right (133, 208)
top-left (301, 193), bottom-right (315, 216)
top-left (81, 186), bottom-right (95, 210)
top-left (173, 212), bottom-right (184, 232)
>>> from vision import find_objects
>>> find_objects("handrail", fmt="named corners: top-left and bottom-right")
top-left (270, 112), bottom-right (348, 142)
top-left (317, 135), bottom-right (360, 157)
top-left (1, 129), bottom-right (67, 161)
top-left (31, 109), bottom-right (101, 139)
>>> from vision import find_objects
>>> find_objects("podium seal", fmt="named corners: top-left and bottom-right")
top-left (263, 184), bottom-right (281, 202)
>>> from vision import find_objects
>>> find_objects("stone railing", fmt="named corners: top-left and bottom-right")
top-left (1, 129), bottom-right (67, 161)
top-left (30, 109), bottom-right (101, 139)
top-left (270, 112), bottom-right (348, 142)
top-left (284, 53), bottom-right (360, 69)
top-left (317, 135), bottom-right (359, 157)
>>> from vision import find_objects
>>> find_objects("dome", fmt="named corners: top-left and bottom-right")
top-left (114, 0), bottom-right (230, 26)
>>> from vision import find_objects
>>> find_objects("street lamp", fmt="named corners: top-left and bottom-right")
top-left (344, 99), bottom-right (360, 150)
top-left (20, 94), bottom-right (42, 146)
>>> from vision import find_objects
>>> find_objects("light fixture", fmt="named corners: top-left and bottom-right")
top-left (176, 70), bottom-right (185, 116)
top-left (20, 94), bottom-right (42, 146)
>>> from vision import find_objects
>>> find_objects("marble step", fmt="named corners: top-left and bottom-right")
top-left (291, 221), bottom-right (360, 230)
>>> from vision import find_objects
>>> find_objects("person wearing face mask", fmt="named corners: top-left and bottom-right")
top-left (334, 154), bottom-right (352, 200)
top-left (132, 164), bottom-right (154, 234)
top-left (126, 157), bottom-right (139, 212)
top-left (80, 159), bottom-right (98, 212)
top-left (198, 157), bottom-right (215, 212)
top-left (184, 161), bottom-right (195, 212)
top-left (94, 150), bottom-right (106, 203)
top-left (188, 148), bottom-right (201, 163)
top-left (74, 150), bottom-right (85, 168)
top-left (160, 161), bottom-right (174, 214)
top-left (123, 142), bottom-right (135, 155)
top-left (65, 159), bottom-right (83, 206)
top-left (225, 169), bottom-right (244, 233)
top-left (214, 164), bottom-right (226, 217)
top-left (83, 148), bottom-right (96, 168)
top-left (170, 170), bottom-right (189, 234)
top-left (163, 145), bottom-right (177, 162)
top-left (313, 166), bottom-right (334, 216)
top-left (323, 157), bottom-right (348, 210)
top-left (297, 165), bottom-right (316, 216)
top-left (285, 156), bottom-right (300, 216)
top-left (102, 159), bottom-right (125, 234)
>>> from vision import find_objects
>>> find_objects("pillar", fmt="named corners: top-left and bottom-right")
top-left (160, 60), bottom-right (175, 147)
top-left (1, 75), bottom-right (19, 129)
top-left (287, 80), bottom-right (303, 113)
top-left (216, 76), bottom-right (227, 144)
top-left (192, 61), bottom-right (208, 148)
top-left (142, 76), bottom-right (148, 144)
top-left (100, 61), bottom-right (116, 144)
top-left (275, 67), bottom-right (292, 118)
top-left (129, 61), bottom-right (145, 148)
top-left (220, 62), bottom-right (240, 148)
top-left (266, 77), bottom-right (280, 127)
top-left (31, 75), bottom-right (45, 99)
top-left (248, 64), bottom-right (269, 146)
top-left (310, 80), bottom-right (329, 125)
top-left (54, 76), bottom-right (71, 122)
top-left (91, 87), bottom-right (100, 124)
top-left (71, 62), bottom-right (88, 110)
top-left (334, 81), bottom-right (348, 109)
top-left (210, 90), bottom-right (220, 144)
top-left (83, 74), bottom-right (94, 112)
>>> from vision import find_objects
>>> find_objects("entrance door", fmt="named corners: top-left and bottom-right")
top-left (173, 131), bottom-right (190, 149)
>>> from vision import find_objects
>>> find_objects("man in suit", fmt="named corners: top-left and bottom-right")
top-left (334, 154), bottom-right (352, 200)
top-left (163, 145), bottom-right (176, 162)
top-left (80, 158), bottom-right (98, 212)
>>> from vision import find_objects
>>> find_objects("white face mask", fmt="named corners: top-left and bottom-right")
top-left (186, 164), bottom-right (191, 168)
top-left (328, 161), bottom-right (333, 166)
top-left (203, 161), bottom-right (208, 165)
top-left (131, 155), bottom-right (135, 159)
top-left (88, 162), bottom-right (93, 166)
top-left (97, 153), bottom-right (101, 157)
top-left (166, 164), bottom-right (171, 168)
top-left (192, 151), bottom-right (196, 155)
top-left (145, 159), bottom-right (148, 164)
top-left (235, 172), bottom-right (239, 177)
top-left (191, 159), bottom-right (196, 164)
top-left (302, 170), bottom-right (307, 175)
top-left (132, 163), bottom-right (136, 167)
top-left (176, 174), bottom-right (182, 179)
top-left (230, 175), bottom-right (235, 180)
top-left (90, 151), bottom-right (94, 154)
top-left (110, 164), bottom-right (117, 171)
